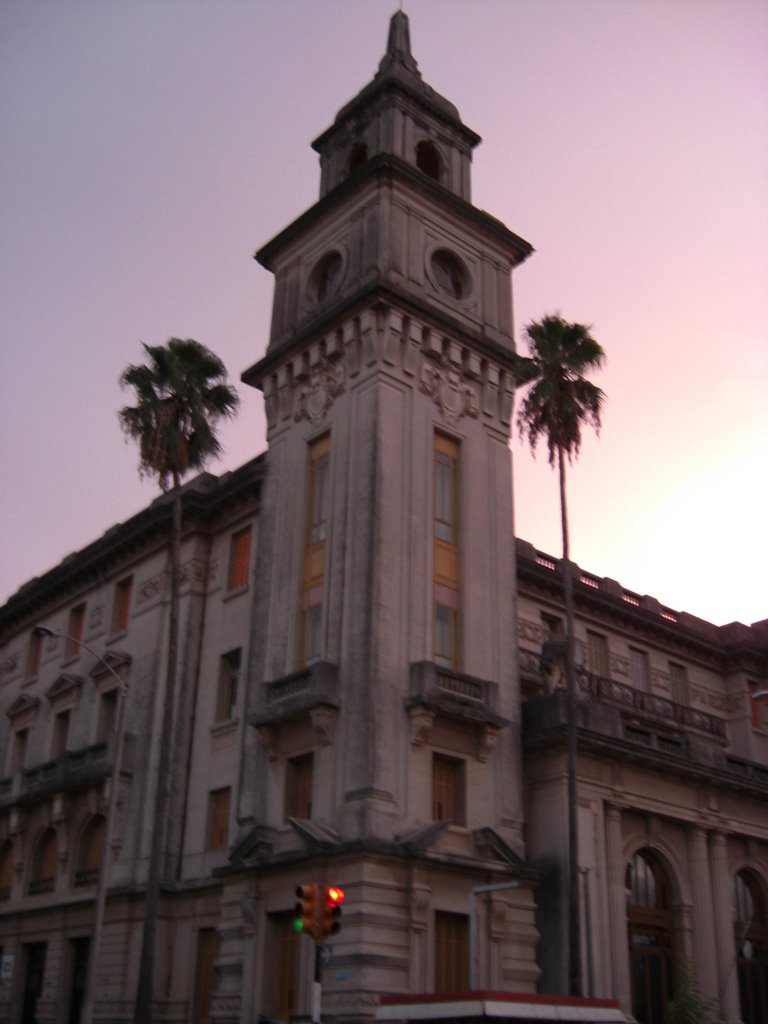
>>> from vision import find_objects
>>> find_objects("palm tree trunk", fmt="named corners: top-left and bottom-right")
top-left (559, 447), bottom-right (582, 997)
top-left (134, 479), bottom-right (182, 1023)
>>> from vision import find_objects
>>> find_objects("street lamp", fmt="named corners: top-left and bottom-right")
top-left (34, 625), bottom-right (130, 1024)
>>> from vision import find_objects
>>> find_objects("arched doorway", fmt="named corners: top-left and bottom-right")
top-left (734, 870), bottom-right (768, 1024)
top-left (627, 849), bottom-right (674, 1024)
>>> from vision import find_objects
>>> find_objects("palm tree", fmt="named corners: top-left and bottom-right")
top-left (515, 314), bottom-right (605, 998)
top-left (118, 338), bottom-right (239, 1024)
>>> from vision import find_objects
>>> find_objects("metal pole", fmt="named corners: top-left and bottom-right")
top-left (312, 943), bottom-right (322, 1024)
top-left (34, 626), bottom-right (129, 1024)
top-left (580, 867), bottom-right (594, 998)
top-left (468, 881), bottom-right (520, 989)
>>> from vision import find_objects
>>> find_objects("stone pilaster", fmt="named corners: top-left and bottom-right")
top-left (687, 826), bottom-right (718, 999)
top-left (605, 805), bottom-right (631, 1011)
top-left (709, 831), bottom-right (740, 1023)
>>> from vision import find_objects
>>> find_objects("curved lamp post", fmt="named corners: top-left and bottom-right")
top-left (34, 625), bottom-right (129, 1024)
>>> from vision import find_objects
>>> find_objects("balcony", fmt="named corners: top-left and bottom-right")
top-left (0, 734), bottom-right (135, 811)
top-left (251, 662), bottom-right (340, 757)
top-left (522, 678), bottom-right (768, 795)
top-left (406, 662), bottom-right (507, 761)
top-left (581, 671), bottom-right (727, 742)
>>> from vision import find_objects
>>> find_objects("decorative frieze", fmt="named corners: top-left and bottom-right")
top-left (0, 651), bottom-right (21, 680)
top-left (256, 306), bottom-right (516, 430)
top-left (420, 359), bottom-right (479, 425)
top-left (295, 359), bottom-right (346, 424)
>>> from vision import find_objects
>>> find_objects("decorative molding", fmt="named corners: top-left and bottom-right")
top-left (137, 571), bottom-right (167, 604)
top-left (518, 618), bottom-right (544, 644)
top-left (408, 705), bottom-right (435, 745)
top-left (309, 705), bottom-right (338, 746)
top-left (420, 360), bottom-right (478, 425)
top-left (295, 359), bottom-right (346, 423)
top-left (489, 895), bottom-right (508, 939)
top-left (1, 652), bottom-right (21, 678)
top-left (477, 723), bottom-right (501, 762)
top-left (89, 601), bottom-right (105, 630)
top-left (257, 724), bottom-right (278, 762)
top-left (410, 887), bottom-right (431, 930)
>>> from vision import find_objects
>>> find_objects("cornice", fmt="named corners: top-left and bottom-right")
top-left (516, 541), bottom-right (768, 669)
top-left (0, 455), bottom-right (265, 633)
top-left (255, 153), bottom-right (533, 271)
top-left (242, 282), bottom-right (523, 390)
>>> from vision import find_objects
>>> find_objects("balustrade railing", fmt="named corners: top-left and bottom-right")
top-left (581, 671), bottom-right (727, 741)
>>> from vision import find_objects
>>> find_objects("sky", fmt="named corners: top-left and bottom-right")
top-left (1, 0), bottom-right (766, 628)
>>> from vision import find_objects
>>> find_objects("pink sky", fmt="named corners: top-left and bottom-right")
top-left (1, 0), bottom-right (766, 627)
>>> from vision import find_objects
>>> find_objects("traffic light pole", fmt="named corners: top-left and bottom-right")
top-left (312, 944), bottom-right (322, 1024)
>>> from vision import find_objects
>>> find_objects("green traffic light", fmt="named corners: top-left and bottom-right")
top-left (293, 917), bottom-right (304, 932)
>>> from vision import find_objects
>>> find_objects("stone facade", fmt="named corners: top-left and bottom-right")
top-left (1, 13), bottom-right (766, 1024)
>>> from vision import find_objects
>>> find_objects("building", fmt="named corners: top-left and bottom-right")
top-left (1, 12), bottom-right (767, 1024)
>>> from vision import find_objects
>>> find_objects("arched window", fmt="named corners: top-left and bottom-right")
top-left (309, 251), bottom-right (343, 304)
top-left (348, 141), bottom-right (368, 175)
top-left (416, 140), bottom-right (441, 182)
top-left (0, 841), bottom-right (13, 900)
top-left (75, 815), bottom-right (105, 887)
top-left (734, 870), bottom-right (768, 1024)
top-left (626, 849), bottom-right (674, 1024)
top-left (29, 828), bottom-right (58, 896)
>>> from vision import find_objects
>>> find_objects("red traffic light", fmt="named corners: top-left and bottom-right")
top-left (320, 884), bottom-right (344, 938)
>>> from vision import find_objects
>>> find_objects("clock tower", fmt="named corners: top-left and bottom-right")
top-left (220, 13), bottom-right (539, 1020)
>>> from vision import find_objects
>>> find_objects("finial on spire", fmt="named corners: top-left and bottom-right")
top-left (381, 9), bottom-right (419, 75)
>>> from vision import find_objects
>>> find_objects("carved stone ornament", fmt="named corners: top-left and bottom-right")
top-left (420, 361), bottom-right (478, 425)
top-left (257, 724), bottom-right (279, 761)
top-left (309, 705), bottom-right (338, 746)
top-left (410, 887), bottom-right (432, 930)
top-left (295, 360), bottom-right (345, 424)
top-left (408, 705), bottom-right (435, 745)
top-left (477, 723), bottom-right (501, 762)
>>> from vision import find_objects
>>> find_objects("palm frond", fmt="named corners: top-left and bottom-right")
top-left (119, 337), bottom-right (240, 491)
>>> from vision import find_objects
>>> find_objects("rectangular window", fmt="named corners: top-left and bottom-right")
top-left (434, 434), bottom-right (460, 668)
top-left (629, 647), bottom-right (650, 692)
top-left (216, 649), bottom-right (241, 723)
top-left (285, 753), bottom-right (314, 821)
top-left (65, 603), bottom-right (86, 657)
top-left (227, 527), bottom-right (252, 591)
top-left (432, 754), bottom-right (465, 826)
top-left (207, 788), bottom-right (231, 850)
top-left (11, 728), bottom-right (29, 774)
top-left (51, 710), bottom-right (71, 759)
top-left (587, 630), bottom-right (609, 677)
top-left (749, 682), bottom-right (766, 730)
top-left (96, 689), bottom-right (118, 743)
top-left (541, 612), bottom-right (563, 639)
top-left (669, 662), bottom-right (688, 705)
top-left (434, 911), bottom-right (468, 993)
top-left (26, 631), bottom-right (43, 680)
top-left (300, 435), bottom-right (330, 666)
top-left (110, 576), bottom-right (133, 635)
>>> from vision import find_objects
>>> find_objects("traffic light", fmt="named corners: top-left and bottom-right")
top-left (320, 885), bottom-right (344, 939)
top-left (294, 884), bottom-right (319, 939)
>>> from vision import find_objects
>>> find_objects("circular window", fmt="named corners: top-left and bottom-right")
top-left (431, 249), bottom-right (466, 300)
top-left (310, 251), bottom-right (343, 304)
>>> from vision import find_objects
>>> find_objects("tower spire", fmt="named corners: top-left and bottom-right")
top-left (380, 9), bottom-right (419, 76)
